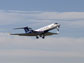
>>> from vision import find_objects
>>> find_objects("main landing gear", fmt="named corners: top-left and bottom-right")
top-left (36, 35), bottom-right (39, 39)
top-left (36, 35), bottom-right (45, 39)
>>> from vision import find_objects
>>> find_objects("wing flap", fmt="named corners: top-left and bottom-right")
top-left (45, 32), bottom-right (58, 36)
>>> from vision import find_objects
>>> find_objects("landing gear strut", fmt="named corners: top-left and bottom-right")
top-left (41, 34), bottom-right (45, 39)
top-left (36, 34), bottom-right (45, 39)
top-left (42, 36), bottom-right (45, 39)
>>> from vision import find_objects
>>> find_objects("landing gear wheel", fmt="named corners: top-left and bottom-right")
top-left (36, 36), bottom-right (39, 39)
top-left (42, 35), bottom-right (45, 39)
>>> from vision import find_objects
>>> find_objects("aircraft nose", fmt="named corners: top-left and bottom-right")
top-left (55, 23), bottom-right (60, 27)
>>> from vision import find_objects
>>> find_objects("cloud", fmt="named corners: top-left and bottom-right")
top-left (0, 10), bottom-right (84, 27)
top-left (33, 12), bottom-right (84, 20)
top-left (0, 10), bottom-right (84, 59)
top-left (0, 49), bottom-right (83, 58)
top-left (0, 33), bottom-right (84, 58)
top-left (0, 10), bottom-right (84, 63)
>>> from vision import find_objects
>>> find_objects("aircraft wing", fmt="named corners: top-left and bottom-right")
top-left (45, 32), bottom-right (58, 36)
top-left (10, 32), bottom-right (58, 36)
top-left (10, 33), bottom-right (38, 36)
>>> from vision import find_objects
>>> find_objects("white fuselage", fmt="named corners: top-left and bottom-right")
top-left (35, 23), bottom-right (59, 32)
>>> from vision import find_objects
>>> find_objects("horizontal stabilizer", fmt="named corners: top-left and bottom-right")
top-left (14, 26), bottom-right (32, 30)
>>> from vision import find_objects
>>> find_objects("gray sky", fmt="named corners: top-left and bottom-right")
top-left (0, 0), bottom-right (84, 12)
top-left (0, 0), bottom-right (84, 63)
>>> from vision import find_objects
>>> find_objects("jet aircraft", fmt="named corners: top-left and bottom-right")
top-left (10, 23), bottom-right (60, 39)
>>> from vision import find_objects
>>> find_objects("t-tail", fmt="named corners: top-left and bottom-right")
top-left (14, 26), bottom-right (33, 33)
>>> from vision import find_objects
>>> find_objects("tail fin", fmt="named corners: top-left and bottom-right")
top-left (24, 27), bottom-right (32, 33)
top-left (14, 26), bottom-right (33, 33)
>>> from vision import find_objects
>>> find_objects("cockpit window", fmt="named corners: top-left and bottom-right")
top-left (55, 23), bottom-right (58, 24)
